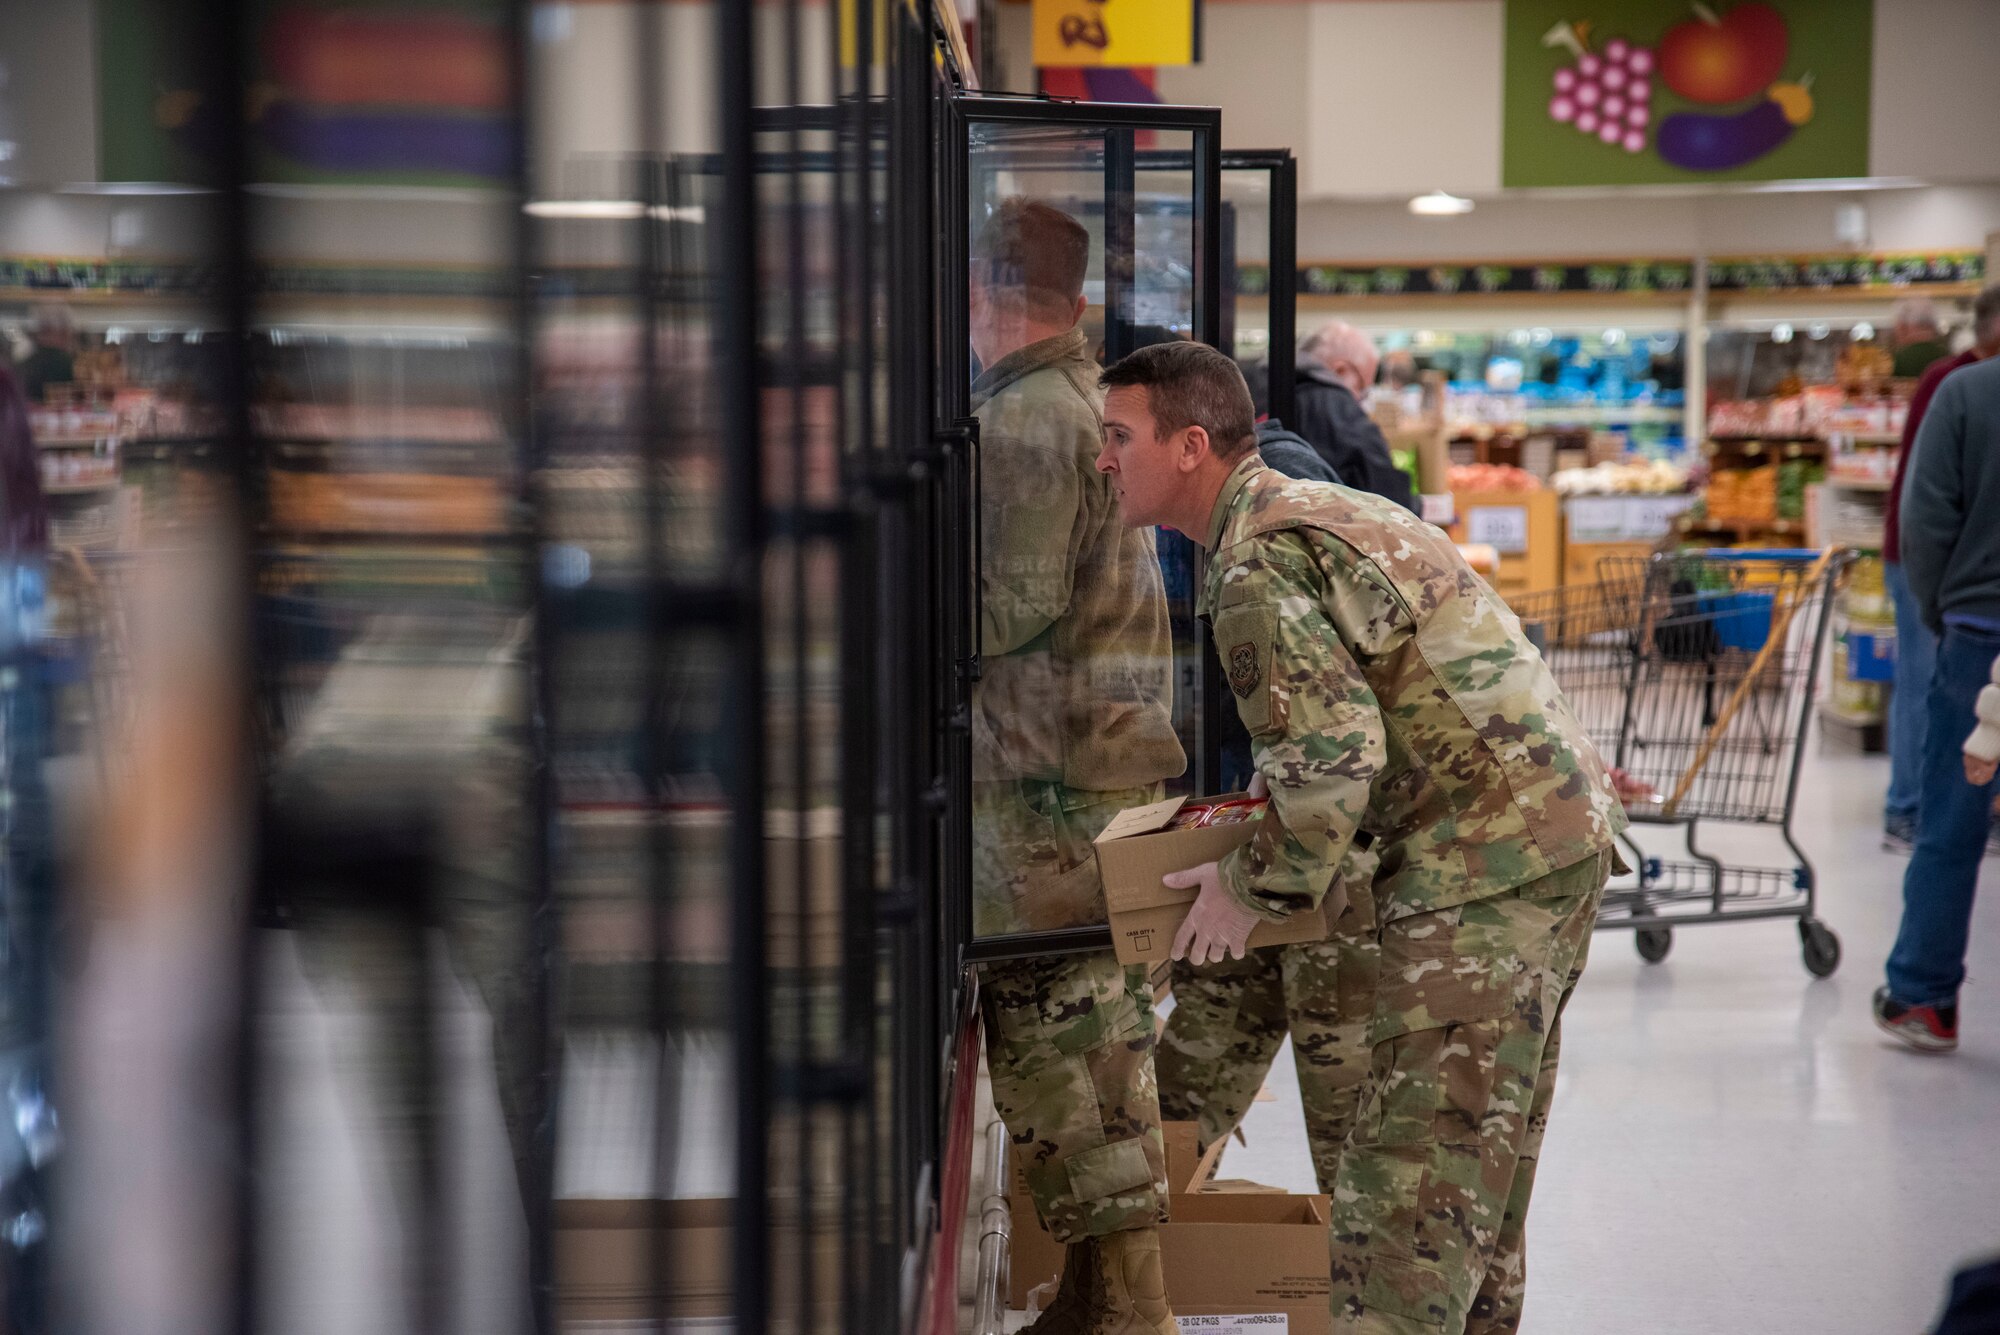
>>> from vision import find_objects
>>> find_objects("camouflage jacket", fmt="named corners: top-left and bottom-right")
top-left (972, 328), bottom-right (1185, 791)
top-left (1198, 458), bottom-right (1624, 923)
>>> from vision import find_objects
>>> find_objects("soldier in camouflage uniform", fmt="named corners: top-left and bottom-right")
top-left (970, 199), bottom-right (1187, 1335)
top-left (1096, 340), bottom-right (1625, 1335)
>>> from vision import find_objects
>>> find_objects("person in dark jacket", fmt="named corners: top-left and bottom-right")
top-left (1293, 321), bottom-right (1417, 512)
top-left (1251, 418), bottom-right (1341, 487)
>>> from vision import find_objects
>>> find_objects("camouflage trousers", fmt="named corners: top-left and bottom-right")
top-left (976, 778), bottom-right (1170, 1242)
top-left (1158, 843), bottom-right (1380, 1192)
top-left (1329, 849), bottom-right (1609, 1334)
top-left (1157, 932), bottom-right (1379, 1193)
top-left (973, 779), bottom-right (1160, 936)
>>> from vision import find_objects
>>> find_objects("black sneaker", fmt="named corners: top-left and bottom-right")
top-left (1873, 986), bottom-right (1958, 1053)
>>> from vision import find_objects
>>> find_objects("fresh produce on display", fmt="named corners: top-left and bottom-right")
top-left (1552, 459), bottom-right (1690, 495)
top-left (1836, 341), bottom-right (1895, 390)
top-left (1709, 387), bottom-right (1907, 441)
top-left (1704, 465), bottom-right (1778, 525)
top-left (1450, 463), bottom-right (1542, 492)
top-left (1775, 458), bottom-right (1823, 520)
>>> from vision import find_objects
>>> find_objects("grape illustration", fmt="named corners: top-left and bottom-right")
top-left (1543, 22), bottom-right (1655, 155)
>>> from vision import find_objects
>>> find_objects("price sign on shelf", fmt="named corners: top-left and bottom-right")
top-left (1032, 0), bottom-right (1199, 67)
top-left (1466, 505), bottom-right (1530, 555)
top-left (1564, 495), bottom-right (1693, 542)
top-left (1565, 497), bottom-right (1626, 543)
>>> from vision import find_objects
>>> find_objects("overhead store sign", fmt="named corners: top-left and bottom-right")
top-left (1706, 252), bottom-right (1984, 291)
top-left (1502, 0), bottom-right (1872, 187)
top-left (1287, 253), bottom-right (1981, 300)
top-left (1032, 0), bottom-right (1200, 67)
top-left (1295, 261), bottom-right (1695, 299)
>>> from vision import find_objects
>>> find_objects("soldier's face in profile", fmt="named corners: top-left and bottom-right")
top-left (1097, 385), bottom-right (1182, 530)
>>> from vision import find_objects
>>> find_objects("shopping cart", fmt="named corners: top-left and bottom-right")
top-left (1511, 548), bottom-right (1850, 976)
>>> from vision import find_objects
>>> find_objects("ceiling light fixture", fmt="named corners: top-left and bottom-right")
top-left (57, 181), bottom-right (211, 196)
top-left (524, 199), bottom-right (645, 219)
top-left (1408, 190), bottom-right (1474, 217)
top-left (524, 200), bottom-right (707, 223)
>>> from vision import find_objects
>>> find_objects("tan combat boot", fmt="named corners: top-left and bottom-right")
top-left (1021, 1239), bottom-right (1099, 1335)
top-left (1085, 1227), bottom-right (1175, 1335)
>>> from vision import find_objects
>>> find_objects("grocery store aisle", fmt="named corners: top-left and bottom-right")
top-left (1221, 742), bottom-right (2000, 1335)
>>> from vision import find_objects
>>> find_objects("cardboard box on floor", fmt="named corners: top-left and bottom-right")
top-left (1093, 793), bottom-right (1339, 966)
top-left (1008, 1127), bottom-right (1332, 1333)
top-left (556, 1198), bottom-right (727, 1324)
top-left (559, 1196), bottom-right (841, 1323)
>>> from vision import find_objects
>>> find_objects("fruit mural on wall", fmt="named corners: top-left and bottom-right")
top-left (1504, 0), bottom-right (1870, 187)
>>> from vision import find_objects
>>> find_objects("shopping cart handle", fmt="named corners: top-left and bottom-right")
top-left (1684, 547), bottom-right (1826, 561)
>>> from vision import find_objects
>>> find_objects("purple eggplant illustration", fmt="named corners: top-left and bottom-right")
top-left (1656, 78), bottom-right (1813, 171)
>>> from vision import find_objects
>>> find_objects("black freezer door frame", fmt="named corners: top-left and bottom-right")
top-left (1219, 149), bottom-right (1298, 430)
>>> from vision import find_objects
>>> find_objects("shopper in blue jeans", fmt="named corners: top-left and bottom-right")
top-left (1877, 354), bottom-right (2000, 1052)
top-left (1881, 286), bottom-right (2000, 851)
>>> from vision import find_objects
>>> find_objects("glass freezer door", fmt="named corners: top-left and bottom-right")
top-left (945, 97), bottom-right (1221, 963)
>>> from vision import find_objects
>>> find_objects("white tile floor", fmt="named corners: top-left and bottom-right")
top-left (233, 739), bottom-right (2000, 1334)
top-left (1215, 744), bottom-right (2000, 1335)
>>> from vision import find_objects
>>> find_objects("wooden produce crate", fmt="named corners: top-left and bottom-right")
top-left (1448, 489), bottom-right (1559, 605)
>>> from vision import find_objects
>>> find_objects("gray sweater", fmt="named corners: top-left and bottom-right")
top-left (1902, 355), bottom-right (2000, 633)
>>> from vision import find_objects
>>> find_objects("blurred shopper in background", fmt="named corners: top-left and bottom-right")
top-left (1292, 323), bottom-right (1417, 513)
top-left (13, 309), bottom-right (75, 405)
top-left (0, 367), bottom-right (51, 1333)
top-left (275, 606), bottom-right (539, 1325)
top-left (1881, 284), bottom-right (2000, 854)
top-left (1876, 351), bottom-right (2000, 1054)
top-left (1892, 297), bottom-right (1954, 380)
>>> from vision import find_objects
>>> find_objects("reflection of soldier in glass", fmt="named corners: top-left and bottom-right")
top-left (276, 606), bottom-right (539, 1325)
top-left (968, 198), bottom-right (1184, 1335)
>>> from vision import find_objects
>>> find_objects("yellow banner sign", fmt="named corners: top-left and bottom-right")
top-left (1031, 0), bottom-right (1198, 69)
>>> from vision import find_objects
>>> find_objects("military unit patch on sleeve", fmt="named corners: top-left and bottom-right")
top-left (1229, 642), bottom-right (1261, 699)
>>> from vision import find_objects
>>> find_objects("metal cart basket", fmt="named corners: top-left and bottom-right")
top-left (1512, 547), bottom-right (1849, 976)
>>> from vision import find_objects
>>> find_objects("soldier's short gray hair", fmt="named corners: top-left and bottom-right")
top-left (1099, 340), bottom-right (1257, 462)
top-left (1973, 284), bottom-right (2000, 345)
top-left (1301, 321), bottom-right (1379, 385)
